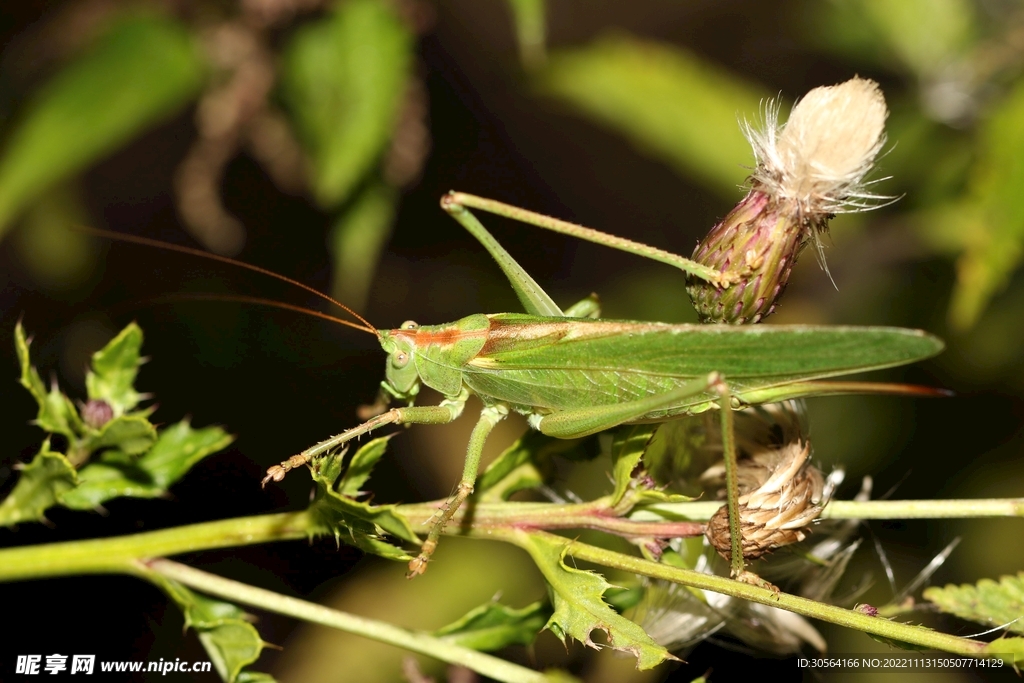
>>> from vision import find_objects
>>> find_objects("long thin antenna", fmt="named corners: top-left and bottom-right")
top-left (80, 226), bottom-right (379, 337)
top-left (152, 293), bottom-right (377, 335)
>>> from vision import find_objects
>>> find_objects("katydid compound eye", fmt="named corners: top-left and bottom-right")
top-left (393, 351), bottom-right (410, 367)
top-left (401, 320), bottom-right (419, 330)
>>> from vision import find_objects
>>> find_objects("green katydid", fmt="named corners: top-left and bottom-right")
top-left (86, 193), bottom-right (944, 582)
top-left (247, 192), bottom-right (945, 580)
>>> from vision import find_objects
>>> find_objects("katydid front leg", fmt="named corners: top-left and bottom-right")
top-left (262, 395), bottom-right (469, 485)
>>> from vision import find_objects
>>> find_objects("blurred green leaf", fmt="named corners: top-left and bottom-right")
top-left (0, 13), bottom-right (205, 238)
top-left (329, 182), bottom-right (397, 311)
top-left (86, 321), bottom-right (144, 414)
top-left (516, 531), bottom-right (672, 670)
top-left (924, 573), bottom-right (1024, 635)
top-left (0, 441), bottom-right (77, 527)
top-left (14, 184), bottom-right (96, 290)
top-left (63, 421), bottom-right (233, 510)
top-left (150, 575), bottom-right (271, 683)
top-left (948, 79), bottom-right (1024, 329)
top-left (308, 443), bottom-right (417, 561)
top-left (506, 0), bottom-right (547, 68)
top-left (15, 321), bottom-right (82, 439)
top-left (858, 0), bottom-right (975, 77)
top-left (282, 0), bottom-right (413, 208)
top-left (538, 34), bottom-right (765, 195)
top-left (476, 431), bottom-right (591, 502)
top-left (435, 599), bottom-right (551, 651)
top-left (983, 638), bottom-right (1024, 667)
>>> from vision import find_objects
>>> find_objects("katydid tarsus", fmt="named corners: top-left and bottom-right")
top-left (88, 194), bottom-right (944, 582)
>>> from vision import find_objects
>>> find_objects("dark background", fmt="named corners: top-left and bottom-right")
top-left (2, 2), bottom-right (1023, 682)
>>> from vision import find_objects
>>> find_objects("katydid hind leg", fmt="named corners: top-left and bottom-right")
top-left (262, 403), bottom-right (465, 485)
top-left (444, 191), bottom-right (729, 286)
top-left (535, 373), bottom-right (722, 439)
top-left (440, 195), bottom-right (564, 317)
top-left (408, 404), bottom-right (508, 577)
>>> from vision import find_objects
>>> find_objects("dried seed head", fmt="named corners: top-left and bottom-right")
top-left (704, 440), bottom-right (826, 562)
top-left (687, 77), bottom-right (889, 324)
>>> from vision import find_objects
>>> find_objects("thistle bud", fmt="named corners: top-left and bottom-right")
top-left (687, 77), bottom-right (889, 323)
top-left (81, 399), bottom-right (114, 429)
top-left (703, 440), bottom-right (825, 562)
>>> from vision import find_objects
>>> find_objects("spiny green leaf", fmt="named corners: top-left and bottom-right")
top-left (609, 424), bottom-right (658, 506)
top-left (0, 441), bottom-right (77, 527)
top-left (514, 531), bottom-right (673, 670)
top-left (281, 0), bottom-right (412, 207)
top-left (150, 575), bottom-right (271, 683)
top-left (15, 321), bottom-right (81, 438)
top-left (91, 414), bottom-right (158, 456)
top-left (924, 573), bottom-right (1024, 635)
top-left (329, 182), bottom-right (398, 312)
top-left (308, 445), bottom-right (417, 561)
top-left (86, 322), bottom-right (144, 413)
top-left (62, 421), bottom-right (233, 509)
top-left (0, 13), bottom-right (205, 239)
top-left (338, 435), bottom-right (392, 498)
top-left (435, 600), bottom-right (551, 651)
top-left (949, 79), bottom-right (1024, 329)
top-left (538, 34), bottom-right (765, 196)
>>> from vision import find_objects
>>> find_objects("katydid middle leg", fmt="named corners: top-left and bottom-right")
top-left (533, 372), bottom-right (751, 579)
top-left (407, 403), bottom-right (508, 577)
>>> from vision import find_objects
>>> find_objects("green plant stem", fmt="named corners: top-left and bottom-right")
top-left (144, 559), bottom-right (556, 683)
top-left (510, 531), bottom-right (1002, 659)
top-left (646, 498), bottom-right (1024, 521)
top-left (0, 511), bottom-right (311, 582)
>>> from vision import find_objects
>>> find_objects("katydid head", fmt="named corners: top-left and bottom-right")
top-left (379, 320), bottom-right (421, 400)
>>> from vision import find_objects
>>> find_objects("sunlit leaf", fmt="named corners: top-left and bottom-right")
top-left (948, 79), bottom-right (1024, 329)
top-left (513, 531), bottom-right (674, 669)
top-left (0, 13), bottom-right (205, 239)
top-left (337, 435), bottom-right (393, 498)
top-left (329, 182), bottom-right (397, 312)
top-left (86, 321), bottom-right (145, 414)
top-left (0, 441), bottom-right (78, 527)
top-left (538, 34), bottom-right (765, 195)
top-left (281, 0), bottom-right (413, 207)
top-left (150, 575), bottom-right (271, 683)
top-left (63, 421), bottom-right (233, 509)
top-left (924, 573), bottom-right (1024, 635)
top-left (476, 431), bottom-right (592, 502)
top-left (435, 600), bottom-right (551, 651)
top-left (858, 0), bottom-right (975, 77)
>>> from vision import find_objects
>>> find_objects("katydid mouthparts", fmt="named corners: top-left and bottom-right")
top-left (81, 199), bottom-right (946, 581)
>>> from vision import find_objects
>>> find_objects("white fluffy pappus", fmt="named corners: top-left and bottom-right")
top-left (745, 77), bottom-right (890, 217)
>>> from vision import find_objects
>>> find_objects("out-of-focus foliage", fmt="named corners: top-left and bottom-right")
top-left (924, 573), bottom-right (1024, 635)
top-left (281, 0), bottom-right (412, 209)
top-left (539, 35), bottom-right (764, 196)
top-left (0, 14), bottom-right (204, 240)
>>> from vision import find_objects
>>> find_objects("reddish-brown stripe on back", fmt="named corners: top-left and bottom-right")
top-left (390, 325), bottom-right (489, 349)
